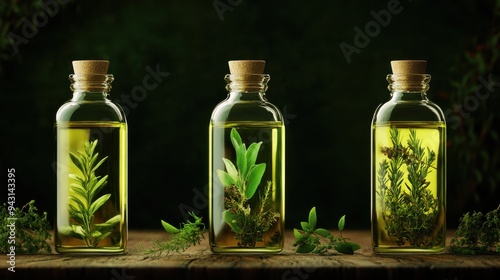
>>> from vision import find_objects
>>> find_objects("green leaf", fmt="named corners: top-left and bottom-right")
top-left (293, 228), bottom-right (303, 239)
top-left (216, 170), bottom-right (234, 187)
top-left (69, 183), bottom-right (88, 201)
top-left (246, 142), bottom-right (262, 168)
top-left (161, 220), bottom-right (180, 234)
top-left (245, 163), bottom-right (266, 199)
top-left (91, 156), bottom-right (108, 173)
top-left (334, 242), bottom-right (354, 254)
top-left (69, 152), bottom-right (85, 174)
top-left (300, 221), bottom-right (312, 232)
top-left (69, 196), bottom-right (86, 212)
top-left (236, 145), bottom-right (247, 177)
top-left (308, 207), bottom-right (317, 229)
top-left (230, 128), bottom-right (243, 151)
top-left (89, 175), bottom-right (108, 201)
top-left (346, 241), bottom-right (361, 251)
top-left (89, 194), bottom-right (111, 216)
top-left (314, 228), bottom-right (332, 239)
top-left (222, 158), bottom-right (239, 181)
top-left (296, 244), bottom-right (316, 253)
top-left (223, 210), bottom-right (242, 234)
top-left (338, 215), bottom-right (346, 232)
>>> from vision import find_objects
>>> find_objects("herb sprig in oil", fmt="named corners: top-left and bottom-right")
top-left (377, 127), bottom-right (444, 247)
top-left (217, 128), bottom-right (280, 247)
top-left (60, 139), bottom-right (120, 247)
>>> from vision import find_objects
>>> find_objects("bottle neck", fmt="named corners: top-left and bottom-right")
top-left (387, 74), bottom-right (430, 101)
top-left (225, 74), bottom-right (269, 94)
top-left (69, 74), bottom-right (113, 101)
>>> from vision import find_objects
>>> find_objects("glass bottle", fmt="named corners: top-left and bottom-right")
top-left (55, 60), bottom-right (127, 254)
top-left (209, 60), bottom-right (285, 253)
top-left (371, 60), bottom-right (446, 254)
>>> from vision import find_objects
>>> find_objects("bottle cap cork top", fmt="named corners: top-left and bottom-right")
top-left (72, 60), bottom-right (109, 75)
top-left (391, 60), bottom-right (427, 74)
top-left (228, 60), bottom-right (266, 75)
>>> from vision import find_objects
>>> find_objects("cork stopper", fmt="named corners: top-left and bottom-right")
top-left (70, 60), bottom-right (112, 92)
top-left (390, 60), bottom-right (427, 74)
top-left (228, 60), bottom-right (266, 75)
top-left (72, 60), bottom-right (109, 75)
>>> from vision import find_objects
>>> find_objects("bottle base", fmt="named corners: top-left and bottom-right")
top-left (210, 246), bottom-right (283, 254)
top-left (56, 246), bottom-right (126, 255)
top-left (373, 246), bottom-right (446, 254)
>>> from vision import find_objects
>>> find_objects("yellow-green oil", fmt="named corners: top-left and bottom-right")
top-left (209, 121), bottom-right (285, 253)
top-left (55, 122), bottom-right (127, 254)
top-left (372, 121), bottom-right (446, 253)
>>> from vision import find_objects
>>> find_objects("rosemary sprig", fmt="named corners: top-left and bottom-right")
top-left (60, 139), bottom-right (120, 247)
top-left (450, 204), bottom-right (500, 255)
top-left (142, 212), bottom-right (205, 257)
top-left (377, 127), bottom-right (443, 247)
top-left (293, 207), bottom-right (361, 254)
top-left (216, 128), bottom-right (280, 247)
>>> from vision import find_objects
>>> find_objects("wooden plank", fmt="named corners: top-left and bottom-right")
top-left (2, 230), bottom-right (499, 280)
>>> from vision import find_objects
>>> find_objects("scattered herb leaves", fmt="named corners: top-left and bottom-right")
top-left (293, 207), bottom-right (361, 254)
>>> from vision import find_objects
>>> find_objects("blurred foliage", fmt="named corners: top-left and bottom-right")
top-left (0, 0), bottom-right (43, 74)
top-left (444, 0), bottom-right (500, 222)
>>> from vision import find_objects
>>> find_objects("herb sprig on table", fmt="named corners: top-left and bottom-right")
top-left (450, 204), bottom-right (500, 255)
top-left (142, 212), bottom-right (205, 257)
top-left (0, 200), bottom-right (52, 254)
top-left (292, 207), bottom-right (361, 254)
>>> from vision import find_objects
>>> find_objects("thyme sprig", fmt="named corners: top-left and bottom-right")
top-left (142, 212), bottom-right (205, 257)
top-left (216, 128), bottom-right (280, 247)
top-left (292, 207), bottom-right (361, 254)
top-left (450, 204), bottom-right (500, 255)
top-left (377, 127), bottom-right (443, 247)
top-left (0, 200), bottom-right (52, 254)
top-left (60, 139), bottom-right (120, 247)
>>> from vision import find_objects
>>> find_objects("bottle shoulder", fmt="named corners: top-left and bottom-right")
top-left (372, 99), bottom-right (446, 123)
top-left (56, 99), bottom-right (127, 123)
top-left (211, 98), bottom-right (283, 123)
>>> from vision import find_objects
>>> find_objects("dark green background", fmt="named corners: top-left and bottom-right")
top-left (1, 0), bottom-right (499, 230)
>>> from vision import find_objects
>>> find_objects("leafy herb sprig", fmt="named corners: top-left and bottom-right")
top-left (293, 207), bottom-right (361, 254)
top-left (60, 139), bottom-right (120, 247)
top-left (450, 204), bottom-right (500, 255)
top-left (217, 128), bottom-right (280, 247)
top-left (0, 200), bottom-right (52, 254)
top-left (377, 127), bottom-right (443, 247)
top-left (142, 212), bottom-right (205, 257)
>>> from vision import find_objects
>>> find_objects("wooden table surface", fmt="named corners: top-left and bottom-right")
top-left (2, 230), bottom-right (499, 280)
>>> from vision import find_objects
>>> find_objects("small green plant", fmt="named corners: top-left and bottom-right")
top-left (142, 212), bottom-right (205, 257)
top-left (450, 204), bottom-right (500, 255)
top-left (216, 128), bottom-right (280, 247)
top-left (292, 207), bottom-right (360, 254)
top-left (59, 139), bottom-right (120, 247)
top-left (377, 127), bottom-right (443, 247)
top-left (0, 200), bottom-right (52, 254)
